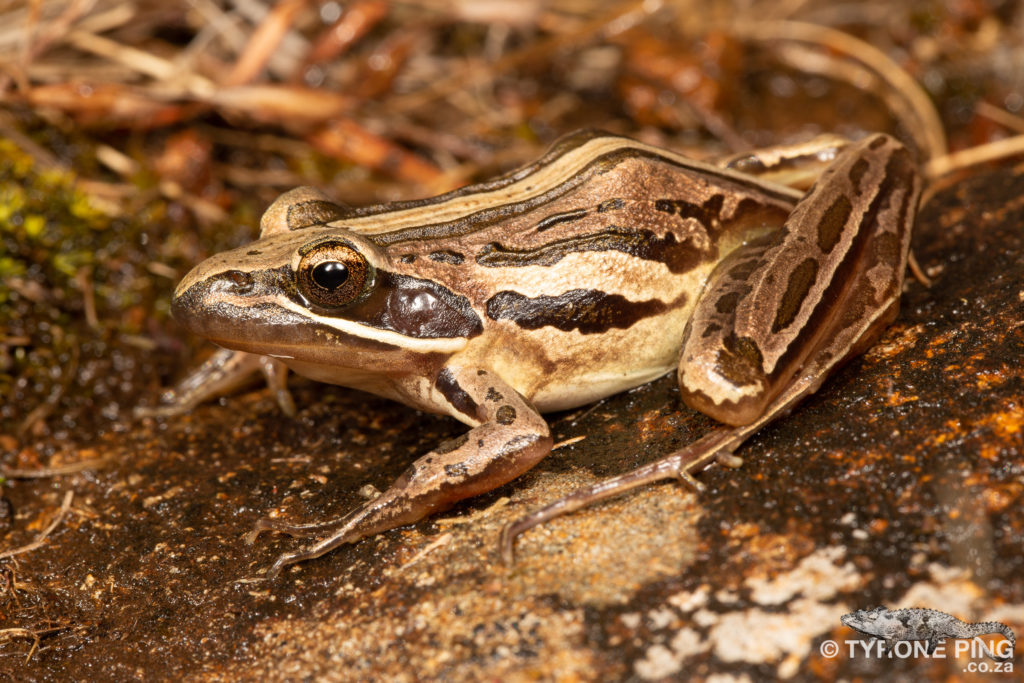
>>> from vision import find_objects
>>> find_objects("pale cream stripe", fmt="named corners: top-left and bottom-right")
top-left (336, 137), bottom-right (803, 236)
top-left (208, 293), bottom-right (471, 352)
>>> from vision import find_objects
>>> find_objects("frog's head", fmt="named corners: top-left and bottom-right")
top-left (171, 188), bottom-right (482, 376)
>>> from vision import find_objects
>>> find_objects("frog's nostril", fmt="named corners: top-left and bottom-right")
top-left (220, 270), bottom-right (254, 293)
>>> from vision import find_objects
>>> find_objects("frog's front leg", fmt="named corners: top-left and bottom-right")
top-left (252, 365), bottom-right (552, 578)
top-left (135, 348), bottom-right (295, 418)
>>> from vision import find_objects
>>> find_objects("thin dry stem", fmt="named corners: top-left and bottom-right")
top-left (0, 491), bottom-right (74, 561)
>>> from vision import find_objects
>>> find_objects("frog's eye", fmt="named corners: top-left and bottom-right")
top-left (297, 241), bottom-right (370, 308)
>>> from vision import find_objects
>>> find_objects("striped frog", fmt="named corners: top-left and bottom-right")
top-left (155, 131), bottom-right (920, 577)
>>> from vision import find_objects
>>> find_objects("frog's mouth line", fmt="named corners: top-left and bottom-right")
top-left (172, 283), bottom-right (468, 359)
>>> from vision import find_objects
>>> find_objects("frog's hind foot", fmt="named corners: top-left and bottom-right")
top-left (246, 508), bottom-right (373, 579)
top-left (244, 516), bottom-right (349, 544)
top-left (499, 428), bottom-right (745, 565)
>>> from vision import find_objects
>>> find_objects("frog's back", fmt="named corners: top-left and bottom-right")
top-left (339, 134), bottom-right (799, 410)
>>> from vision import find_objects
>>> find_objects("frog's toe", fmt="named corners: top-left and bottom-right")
top-left (245, 516), bottom-right (344, 544)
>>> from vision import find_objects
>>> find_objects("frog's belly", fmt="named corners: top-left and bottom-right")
top-left (531, 361), bottom-right (675, 413)
top-left (472, 297), bottom-right (694, 413)
top-left (469, 255), bottom-right (712, 412)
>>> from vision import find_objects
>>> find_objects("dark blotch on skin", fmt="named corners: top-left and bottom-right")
top-left (848, 157), bottom-right (870, 193)
top-left (434, 433), bottom-right (469, 455)
top-left (597, 198), bottom-right (625, 213)
top-left (435, 369), bottom-right (478, 420)
top-left (428, 250), bottom-right (465, 265)
top-left (444, 462), bottom-right (469, 478)
top-left (655, 194), bottom-right (725, 229)
top-left (702, 322), bottom-right (723, 338)
top-left (485, 387), bottom-right (504, 402)
top-left (715, 334), bottom-right (765, 387)
top-left (817, 194), bottom-right (853, 254)
top-left (495, 405), bottom-right (517, 425)
top-left (400, 254), bottom-right (417, 263)
top-left (715, 291), bottom-right (741, 315)
top-left (772, 257), bottom-right (819, 333)
top-left (246, 249), bottom-right (262, 256)
top-left (486, 289), bottom-right (671, 335)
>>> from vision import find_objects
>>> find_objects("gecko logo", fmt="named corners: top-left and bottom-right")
top-left (827, 606), bottom-right (1015, 666)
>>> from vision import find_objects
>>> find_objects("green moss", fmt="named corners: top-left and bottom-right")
top-left (0, 136), bottom-right (122, 415)
top-left (0, 139), bottom-right (112, 312)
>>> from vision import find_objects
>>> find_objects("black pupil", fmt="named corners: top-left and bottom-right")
top-left (312, 261), bottom-right (349, 290)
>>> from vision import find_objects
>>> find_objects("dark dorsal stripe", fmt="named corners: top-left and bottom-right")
top-left (475, 227), bottom-right (710, 274)
top-left (535, 208), bottom-right (589, 232)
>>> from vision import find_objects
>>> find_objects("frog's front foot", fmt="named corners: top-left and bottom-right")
top-left (251, 425), bottom-right (550, 579)
top-left (246, 483), bottom-right (456, 579)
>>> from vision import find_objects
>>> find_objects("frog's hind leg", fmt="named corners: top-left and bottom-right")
top-left (501, 134), bottom-right (921, 562)
top-left (499, 428), bottom-right (743, 564)
top-left (677, 133), bottom-right (920, 427)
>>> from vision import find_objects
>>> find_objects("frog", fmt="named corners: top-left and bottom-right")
top-left (147, 130), bottom-right (920, 577)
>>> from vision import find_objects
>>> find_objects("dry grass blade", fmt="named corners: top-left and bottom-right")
top-left (0, 627), bottom-right (41, 663)
top-left (307, 119), bottom-right (447, 187)
top-left (734, 19), bottom-right (948, 162)
top-left (924, 134), bottom-right (1024, 181)
top-left (976, 101), bottom-right (1024, 135)
top-left (0, 491), bottom-right (74, 561)
top-left (209, 84), bottom-right (354, 123)
top-left (391, 0), bottom-right (654, 113)
top-left (2, 456), bottom-right (113, 479)
top-left (225, 0), bottom-right (308, 86)
top-left (300, 0), bottom-right (389, 71)
top-left (65, 28), bottom-right (216, 98)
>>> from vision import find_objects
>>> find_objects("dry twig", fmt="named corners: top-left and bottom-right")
top-left (0, 491), bottom-right (75, 561)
